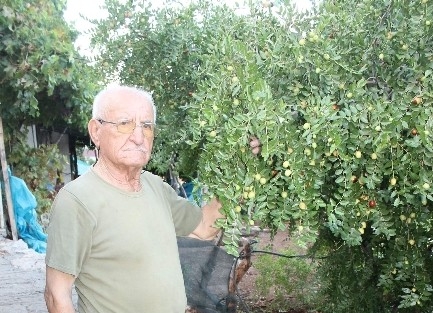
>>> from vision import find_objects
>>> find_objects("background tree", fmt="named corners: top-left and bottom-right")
top-left (0, 0), bottom-right (100, 214)
top-left (90, 0), bottom-right (433, 311)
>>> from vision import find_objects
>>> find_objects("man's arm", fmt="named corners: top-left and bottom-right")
top-left (45, 266), bottom-right (76, 313)
top-left (189, 197), bottom-right (223, 240)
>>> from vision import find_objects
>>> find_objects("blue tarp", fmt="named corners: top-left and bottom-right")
top-left (183, 182), bottom-right (202, 206)
top-left (9, 172), bottom-right (47, 253)
top-left (77, 159), bottom-right (91, 176)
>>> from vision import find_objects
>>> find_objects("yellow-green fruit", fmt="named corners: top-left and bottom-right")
top-left (235, 206), bottom-right (241, 213)
top-left (281, 191), bottom-right (288, 198)
top-left (283, 161), bottom-right (290, 168)
top-left (299, 202), bottom-right (307, 210)
top-left (259, 177), bottom-right (267, 185)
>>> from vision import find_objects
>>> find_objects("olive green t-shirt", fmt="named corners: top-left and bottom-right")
top-left (45, 169), bottom-right (202, 313)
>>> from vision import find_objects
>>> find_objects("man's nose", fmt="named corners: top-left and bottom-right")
top-left (129, 125), bottom-right (147, 143)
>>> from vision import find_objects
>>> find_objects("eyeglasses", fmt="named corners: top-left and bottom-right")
top-left (97, 119), bottom-right (156, 136)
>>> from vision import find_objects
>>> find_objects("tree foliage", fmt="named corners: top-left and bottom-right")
top-left (90, 0), bottom-right (433, 310)
top-left (1, 0), bottom-right (98, 135)
top-left (0, 0), bottom-right (100, 214)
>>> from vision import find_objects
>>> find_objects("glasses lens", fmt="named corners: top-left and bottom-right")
top-left (142, 123), bottom-right (155, 136)
top-left (117, 120), bottom-right (136, 134)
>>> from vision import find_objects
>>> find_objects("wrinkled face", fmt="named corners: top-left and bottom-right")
top-left (91, 90), bottom-right (155, 170)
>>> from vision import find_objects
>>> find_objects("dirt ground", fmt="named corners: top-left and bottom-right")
top-left (235, 229), bottom-right (311, 313)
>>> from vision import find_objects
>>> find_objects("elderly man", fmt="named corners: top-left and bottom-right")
top-left (44, 84), bottom-right (223, 313)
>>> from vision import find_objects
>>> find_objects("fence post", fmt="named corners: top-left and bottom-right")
top-left (0, 117), bottom-right (18, 240)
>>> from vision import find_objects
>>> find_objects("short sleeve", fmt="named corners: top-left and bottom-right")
top-left (161, 182), bottom-right (202, 236)
top-left (45, 189), bottom-right (95, 277)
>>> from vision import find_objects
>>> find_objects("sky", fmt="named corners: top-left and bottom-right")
top-left (64, 0), bottom-right (313, 25)
top-left (64, 0), bottom-right (313, 55)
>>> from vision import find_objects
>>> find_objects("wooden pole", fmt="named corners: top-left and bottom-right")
top-left (0, 171), bottom-right (3, 229)
top-left (0, 117), bottom-right (5, 230)
top-left (0, 117), bottom-right (18, 240)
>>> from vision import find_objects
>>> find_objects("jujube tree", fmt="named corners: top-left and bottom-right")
top-left (89, 0), bottom-right (433, 311)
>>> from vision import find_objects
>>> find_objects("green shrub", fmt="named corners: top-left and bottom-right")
top-left (9, 139), bottom-right (66, 220)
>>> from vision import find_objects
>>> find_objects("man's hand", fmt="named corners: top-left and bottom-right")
top-left (249, 136), bottom-right (262, 155)
top-left (189, 197), bottom-right (224, 240)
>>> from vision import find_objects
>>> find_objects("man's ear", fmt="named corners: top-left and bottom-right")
top-left (88, 119), bottom-right (101, 149)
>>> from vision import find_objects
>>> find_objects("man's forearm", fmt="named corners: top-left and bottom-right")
top-left (45, 298), bottom-right (75, 313)
top-left (45, 288), bottom-right (76, 313)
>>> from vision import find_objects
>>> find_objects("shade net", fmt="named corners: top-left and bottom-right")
top-left (177, 237), bottom-right (237, 313)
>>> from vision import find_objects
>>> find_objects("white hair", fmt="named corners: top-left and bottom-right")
top-left (92, 84), bottom-right (157, 122)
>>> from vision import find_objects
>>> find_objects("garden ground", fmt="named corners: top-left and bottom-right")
top-left (236, 229), bottom-right (316, 313)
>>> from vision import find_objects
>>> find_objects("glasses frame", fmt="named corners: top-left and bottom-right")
top-left (97, 118), bottom-right (156, 136)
